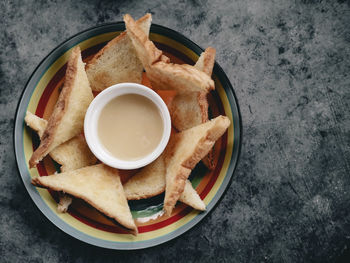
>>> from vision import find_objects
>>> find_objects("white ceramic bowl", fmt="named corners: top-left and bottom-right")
top-left (84, 83), bottom-right (171, 170)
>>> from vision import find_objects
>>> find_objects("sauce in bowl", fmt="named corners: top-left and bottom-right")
top-left (98, 94), bottom-right (163, 161)
top-left (84, 82), bottom-right (171, 170)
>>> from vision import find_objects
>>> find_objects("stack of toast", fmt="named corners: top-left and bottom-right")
top-left (26, 14), bottom-right (230, 234)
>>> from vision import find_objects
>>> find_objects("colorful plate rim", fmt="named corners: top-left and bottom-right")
top-left (13, 22), bottom-right (242, 250)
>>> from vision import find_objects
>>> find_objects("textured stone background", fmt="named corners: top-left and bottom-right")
top-left (1, 0), bottom-right (350, 262)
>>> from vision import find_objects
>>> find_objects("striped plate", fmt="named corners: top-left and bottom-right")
top-left (14, 23), bottom-right (242, 249)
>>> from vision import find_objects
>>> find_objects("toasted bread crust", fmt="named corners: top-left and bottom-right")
top-left (202, 148), bottom-right (215, 170)
top-left (182, 135), bottom-right (215, 169)
top-left (198, 92), bottom-right (209, 123)
top-left (29, 47), bottom-right (81, 168)
top-left (197, 47), bottom-right (216, 76)
top-left (147, 61), bottom-right (214, 92)
top-left (124, 14), bottom-right (162, 66)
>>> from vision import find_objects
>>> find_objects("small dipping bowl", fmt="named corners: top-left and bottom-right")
top-left (84, 83), bottom-right (171, 170)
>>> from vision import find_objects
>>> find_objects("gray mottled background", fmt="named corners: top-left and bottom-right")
top-left (1, 0), bottom-right (350, 262)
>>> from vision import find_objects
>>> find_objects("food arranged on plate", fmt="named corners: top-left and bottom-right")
top-left (25, 13), bottom-right (230, 235)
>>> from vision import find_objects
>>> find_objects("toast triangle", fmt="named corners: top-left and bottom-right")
top-left (31, 164), bottom-right (137, 232)
top-left (124, 14), bottom-right (214, 93)
top-left (164, 115), bottom-right (230, 216)
top-left (86, 14), bottom-right (152, 91)
top-left (29, 47), bottom-right (93, 168)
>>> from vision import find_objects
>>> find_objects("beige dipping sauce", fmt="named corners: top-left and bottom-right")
top-left (98, 94), bottom-right (164, 161)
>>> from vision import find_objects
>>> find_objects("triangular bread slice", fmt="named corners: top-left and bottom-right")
top-left (124, 14), bottom-right (214, 93)
top-left (86, 14), bottom-right (152, 92)
top-left (146, 61), bottom-right (214, 93)
top-left (31, 164), bottom-right (137, 232)
top-left (164, 115), bottom-right (230, 216)
top-left (170, 47), bottom-right (216, 169)
top-left (123, 154), bottom-right (206, 211)
top-left (25, 111), bottom-right (97, 213)
top-left (29, 47), bottom-right (93, 168)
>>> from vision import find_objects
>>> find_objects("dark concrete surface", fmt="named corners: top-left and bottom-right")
top-left (1, 0), bottom-right (350, 262)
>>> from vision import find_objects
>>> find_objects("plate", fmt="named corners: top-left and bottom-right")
top-left (14, 22), bottom-right (242, 250)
